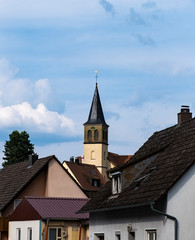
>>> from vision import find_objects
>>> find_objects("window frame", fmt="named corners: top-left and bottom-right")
top-left (27, 227), bottom-right (32, 240)
top-left (49, 227), bottom-right (62, 240)
top-left (87, 130), bottom-right (92, 140)
top-left (115, 231), bottom-right (121, 240)
top-left (94, 129), bottom-right (99, 140)
top-left (111, 171), bottom-right (122, 195)
top-left (146, 229), bottom-right (157, 240)
top-left (16, 228), bottom-right (21, 240)
top-left (94, 233), bottom-right (104, 240)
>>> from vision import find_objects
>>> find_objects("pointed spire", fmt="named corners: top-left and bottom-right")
top-left (84, 83), bottom-right (108, 125)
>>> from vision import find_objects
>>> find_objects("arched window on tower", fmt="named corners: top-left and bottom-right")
top-left (94, 130), bottom-right (99, 140)
top-left (88, 130), bottom-right (92, 140)
top-left (91, 151), bottom-right (95, 160)
top-left (103, 130), bottom-right (107, 141)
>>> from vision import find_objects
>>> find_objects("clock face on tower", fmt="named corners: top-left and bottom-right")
top-left (91, 126), bottom-right (95, 130)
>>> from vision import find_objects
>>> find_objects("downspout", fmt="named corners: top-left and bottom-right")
top-left (78, 225), bottom-right (82, 240)
top-left (39, 220), bottom-right (42, 240)
top-left (44, 219), bottom-right (49, 240)
top-left (150, 203), bottom-right (178, 240)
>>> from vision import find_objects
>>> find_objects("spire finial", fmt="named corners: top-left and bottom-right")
top-left (94, 70), bottom-right (98, 85)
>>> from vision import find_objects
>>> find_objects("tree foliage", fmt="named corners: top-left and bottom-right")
top-left (2, 130), bottom-right (35, 166)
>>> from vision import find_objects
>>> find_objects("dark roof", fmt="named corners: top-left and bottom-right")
top-left (63, 161), bottom-right (106, 197)
top-left (108, 152), bottom-right (132, 167)
top-left (10, 197), bottom-right (89, 221)
top-left (84, 83), bottom-right (108, 126)
top-left (81, 117), bottom-right (195, 212)
top-left (0, 155), bottom-right (57, 211)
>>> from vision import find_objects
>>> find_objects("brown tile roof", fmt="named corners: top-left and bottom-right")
top-left (0, 155), bottom-right (56, 211)
top-left (81, 117), bottom-right (195, 212)
top-left (10, 197), bottom-right (89, 221)
top-left (108, 152), bottom-right (132, 167)
top-left (63, 161), bottom-right (106, 197)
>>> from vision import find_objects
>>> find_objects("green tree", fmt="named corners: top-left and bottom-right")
top-left (2, 130), bottom-right (35, 166)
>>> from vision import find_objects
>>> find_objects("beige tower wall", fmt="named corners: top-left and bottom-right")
top-left (84, 143), bottom-right (110, 179)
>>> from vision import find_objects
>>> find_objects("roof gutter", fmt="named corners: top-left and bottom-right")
top-left (81, 201), bottom-right (152, 213)
top-left (150, 203), bottom-right (178, 240)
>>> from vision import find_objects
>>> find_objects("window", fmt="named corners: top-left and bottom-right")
top-left (91, 151), bottom-right (95, 160)
top-left (115, 231), bottom-right (121, 240)
top-left (87, 130), bottom-right (92, 140)
top-left (94, 130), bottom-right (99, 140)
top-left (111, 172), bottom-right (122, 194)
top-left (49, 228), bottom-right (62, 240)
top-left (103, 130), bottom-right (107, 141)
top-left (27, 227), bottom-right (32, 240)
top-left (14, 199), bottom-right (22, 209)
top-left (92, 179), bottom-right (100, 187)
top-left (94, 233), bottom-right (104, 240)
top-left (16, 228), bottom-right (21, 240)
top-left (129, 232), bottom-right (135, 240)
top-left (146, 230), bottom-right (157, 240)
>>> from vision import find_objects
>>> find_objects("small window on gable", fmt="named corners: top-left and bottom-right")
top-left (111, 171), bottom-right (122, 195)
top-left (94, 130), bottom-right (99, 140)
top-left (92, 179), bottom-right (100, 187)
top-left (146, 229), bottom-right (157, 240)
top-left (14, 199), bottom-right (22, 210)
top-left (88, 130), bottom-right (92, 140)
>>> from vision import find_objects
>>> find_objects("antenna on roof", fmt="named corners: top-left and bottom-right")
top-left (94, 70), bottom-right (98, 85)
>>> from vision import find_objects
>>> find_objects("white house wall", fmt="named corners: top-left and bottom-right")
top-left (8, 220), bottom-right (40, 240)
top-left (166, 162), bottom-right (195, 240)
top-left (89, 207), bottom-right (164, 240)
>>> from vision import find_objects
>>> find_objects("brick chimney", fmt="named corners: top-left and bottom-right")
top-left (178, 105), bottom-right (192, 124)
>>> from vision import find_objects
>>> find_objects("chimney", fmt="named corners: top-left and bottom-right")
top-left (178, 105), bottom-right (192, 124)
top-left (75, 156), bottom-right (82, 164)
top-left (29, 154), bottom-right (38, 166)
top-left (70, 156), bottom-right (74, 162)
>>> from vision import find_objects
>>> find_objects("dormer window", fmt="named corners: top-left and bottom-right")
top-left (92, 179), bottom-right (100, 187)
top-left (111, 171), bottom-right (122, 195)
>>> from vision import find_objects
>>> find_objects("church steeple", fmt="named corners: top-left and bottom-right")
top-left (83, 82), bottom-right (109, 179)
top-left (84, 83), bottom-right (108, 126)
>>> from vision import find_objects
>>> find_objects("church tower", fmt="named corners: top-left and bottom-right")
top-left (84, 83), bottom-right (109, 179)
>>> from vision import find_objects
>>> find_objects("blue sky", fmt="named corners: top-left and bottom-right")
top-left (0, 0), bottom-right (195, 165)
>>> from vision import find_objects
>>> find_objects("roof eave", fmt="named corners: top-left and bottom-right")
top-left (80, 201), bottom-right (154, 213)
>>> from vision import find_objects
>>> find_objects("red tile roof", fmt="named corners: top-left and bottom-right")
top-left (108, 152), bottom-right (132, 167)
top-left (63, 161), bottom-right (106, 197)
top-left (10, 197), bottom-right (89, 221)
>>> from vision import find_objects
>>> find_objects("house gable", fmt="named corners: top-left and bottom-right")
top-left (9, 198), bottom-right (41, 221)
top-left (46, 159), bottom-right (87, 198)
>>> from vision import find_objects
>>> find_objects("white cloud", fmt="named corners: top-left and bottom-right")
top-left (35, 79), bottom-right (51, 103)
top-left (0, 59), bottom-right (76, 137)
top-left (0, 102), bottom-right (76, 135)
top-left (0, 58), bottom-right (53, 106)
